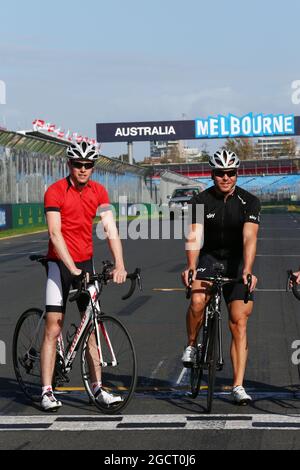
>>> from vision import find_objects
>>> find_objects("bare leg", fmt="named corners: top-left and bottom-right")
top-left (228, 300), bottom-right (253, 387)
top-left (86, 329), bottom-right (102, 384)
top-left (40, 313), bottom-right (64, 387)
top-left (186, 280), bottom-right (211, 346)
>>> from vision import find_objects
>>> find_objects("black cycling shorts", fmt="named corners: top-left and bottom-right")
top-left (45, 258), bottom-right (94, 314)
top-left (196, 253), bottom-right (254, 304)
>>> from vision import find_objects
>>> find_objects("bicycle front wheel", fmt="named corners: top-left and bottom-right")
top-left (190, 344), bottom-right (203, 398)
top-left (206, 315), bottom-right (218, 413)
top-left (12, 308), bottom-right (44, 402)
top-left (81, 315), bottom-right (137, 414)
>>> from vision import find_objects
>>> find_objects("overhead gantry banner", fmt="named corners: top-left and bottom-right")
top-left (97, 114), bottom-right (300, 143)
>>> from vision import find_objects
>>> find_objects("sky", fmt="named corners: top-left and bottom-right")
top-left (0, 0), bottom-right (299, 160)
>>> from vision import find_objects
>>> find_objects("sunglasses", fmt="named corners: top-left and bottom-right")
top-left (70, 161), bottom-right (95, 170)
top-left (214, 169), bottom-right (237, 178)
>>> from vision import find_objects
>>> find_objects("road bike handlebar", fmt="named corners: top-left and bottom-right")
top-left (29, 255), bottom-right (142, 302)
top-left (68, 265), bottom-right (142, 303)
top-left (186, 269), bottom-right (252, 304)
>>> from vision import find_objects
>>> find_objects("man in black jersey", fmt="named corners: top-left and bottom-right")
top-left (181, 149), bottom-right (261, 405)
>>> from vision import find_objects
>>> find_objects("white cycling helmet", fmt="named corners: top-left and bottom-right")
top-left (66, 141), bottom-right (99, 161)
top-left (209, 149), bottom-right (240, 169)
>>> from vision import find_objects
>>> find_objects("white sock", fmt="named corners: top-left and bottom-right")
top-left (92, 382), bottom-right (102, 394)
top-left (42, 385), bottom-right (53, 396)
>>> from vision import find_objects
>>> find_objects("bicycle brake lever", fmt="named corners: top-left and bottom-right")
top-left (69, 273), bottom-right (87, 302)
top-left (136, 269), bottom-right (143, 291)
top-left (244, 274), bottom-right (252, 304)
top-left (186, 269), bottom-right (194, 300)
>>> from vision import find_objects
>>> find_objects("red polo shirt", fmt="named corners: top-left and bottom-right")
top-left (44, 176), bottom-right (110, 262)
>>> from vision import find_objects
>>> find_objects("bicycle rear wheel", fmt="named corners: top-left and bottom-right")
top-left (13, 308), bottom-right (45, 402)
top-left (206, 315), bottom-right (218, 413)
top-left (81, 314), bottom-right (137, 414)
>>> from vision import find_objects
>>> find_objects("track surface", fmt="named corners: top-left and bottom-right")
top-left (1, 214), bottom-right (300, 449)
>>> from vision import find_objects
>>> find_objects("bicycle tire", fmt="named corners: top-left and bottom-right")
top-left (81, 314), bottom-right (137, 414)
top-left (190, 344), bottom-right (203, 398)
top-left (12, 308), bottom-right (45, 402)
top-left (206, 315), bottom-right (218, 413)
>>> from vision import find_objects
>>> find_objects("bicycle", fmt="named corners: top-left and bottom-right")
top-left (13, 256), bottom-right (142, 414)
top-left (186, 263), bottom-right (252, 413)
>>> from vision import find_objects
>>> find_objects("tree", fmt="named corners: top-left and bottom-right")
top-left (200, 143), bottom-right (211, 161)
top-left (223, 138), bottom-right (256, 160)
top-left (280, 139), bottom-right (297, 157)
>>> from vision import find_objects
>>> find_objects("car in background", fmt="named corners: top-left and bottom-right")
top-left (168, 186), bottom-right (202, 219)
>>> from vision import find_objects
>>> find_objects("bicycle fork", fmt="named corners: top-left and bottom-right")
top-left (205, 298), bottom-right (224, 371)
top-left (214, 293), bottom-right (224, 371)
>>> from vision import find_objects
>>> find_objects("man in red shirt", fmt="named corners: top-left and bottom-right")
top-left (41, 141), bottom-right (127, 411)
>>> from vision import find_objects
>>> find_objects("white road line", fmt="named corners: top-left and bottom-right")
top-left (0, 251), bottom-right (41, 257)
top-left (150, 360), bottom-right (165, 379)
top-left (176, 368), bottom-right (187, 385)
top-left (259, 228), bottom-right (300, 230)
top-left (256, 254), bottom-right (300, 257)
top-left (256, 289), bottom-right (286, 292)
top-left (258, 238), bottom-right (300, 240)
top-left (153, 288), bottom-right (287, 293)
top-left (1, 414), bottom-right (300, 431)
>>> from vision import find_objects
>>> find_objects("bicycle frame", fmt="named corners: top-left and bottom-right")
top-left (64, 283), bottom-right (118, 374)
top-left (26, 283), bottom-right (118, 380)
top-left (202, 284), bottom-right (224, 369)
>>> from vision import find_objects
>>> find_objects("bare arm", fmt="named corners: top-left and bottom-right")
top-left (46, 212), bottom-right (81, 275)
top-left (100, 209), bottom-right (127, 283)
top-left (243, 222), bottom-right (259, 291)
top-left (182, 223), bottom-right (203, 286)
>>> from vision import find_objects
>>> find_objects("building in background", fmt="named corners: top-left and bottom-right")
top-left (256, 136), bottom-right (298, 159)
top-left (150, 140), bottom-right (183, 162)
top-left (146, 141), bottom-right (203, 164)
top-left (182, 146), bottom-right (203, 162)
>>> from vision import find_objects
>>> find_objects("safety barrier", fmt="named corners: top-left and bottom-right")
top-left (0, 202), bottom-right (158, 232)
top-left (0, 203), bottom-right (45, 231)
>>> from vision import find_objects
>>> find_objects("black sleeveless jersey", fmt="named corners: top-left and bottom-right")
top-left (190, 185), bottom-right (261, 259)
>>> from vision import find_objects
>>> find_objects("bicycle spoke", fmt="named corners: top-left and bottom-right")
top-left (81, 315), bottom-right (137, 414)
top-left (13, 309), bottom-right (45, 402)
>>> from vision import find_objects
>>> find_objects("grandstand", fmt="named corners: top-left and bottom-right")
top-left (148, 158), bottom-right (300, 203)
top-left (194, 174), bottom-right (300, 202)
top-left (145, 158), bottom-right (300, 178)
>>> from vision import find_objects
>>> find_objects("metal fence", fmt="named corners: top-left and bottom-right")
top-left (0, 130), bottom-right (152, 204)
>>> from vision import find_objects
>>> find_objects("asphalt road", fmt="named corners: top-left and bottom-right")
top-left (1, 214), bottom-right (300, 450)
